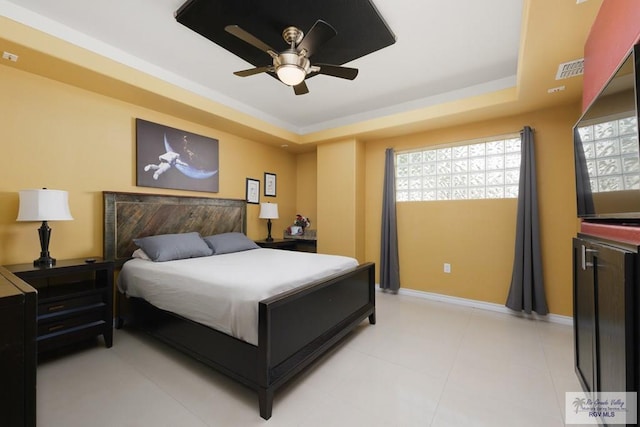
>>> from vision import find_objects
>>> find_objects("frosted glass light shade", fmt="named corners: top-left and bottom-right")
top-left (17, 189), bottom-right (73, 221)
top-left (259, 203), bottom-right (279, 219)
top-left (276, 65), bottom-right (305, 86)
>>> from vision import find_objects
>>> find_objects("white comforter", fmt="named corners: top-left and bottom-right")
top-left (117, 249), bottom-right (359, 345)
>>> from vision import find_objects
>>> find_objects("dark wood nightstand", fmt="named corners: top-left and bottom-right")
top-left (254, 239), bottom-right (297, 250)
top-left (4, 258), bottom-right (114, 355)
top-left (0, 267), bottom-right (37, 427)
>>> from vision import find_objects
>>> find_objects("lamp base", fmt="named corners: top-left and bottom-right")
top-left (34, 256), bottom-right (56, 267)
top-left (265, 218), bottom-right (274, 242)
top-left (34, 220), bottom-right (55, 267)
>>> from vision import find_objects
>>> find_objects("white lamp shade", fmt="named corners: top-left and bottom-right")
top-left (276, 65), bottom-right (306, 86)
top-left (17, 189), bottom-right (73, 221)
top-left (258, 203), bottom-right (279, 219)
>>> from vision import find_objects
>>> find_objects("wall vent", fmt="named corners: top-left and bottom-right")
top-left (556, 58), bottom-right (584, 80)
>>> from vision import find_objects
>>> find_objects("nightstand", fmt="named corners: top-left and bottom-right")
top-left (0, 267), bottom-right (36, 426)
top-left (254, 239), bottom-right (297, 250)
top-left (4, 258), bottom-right (114, 355)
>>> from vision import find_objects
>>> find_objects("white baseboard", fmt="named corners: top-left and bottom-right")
top-left (378, 286), bottom-right (573, 326)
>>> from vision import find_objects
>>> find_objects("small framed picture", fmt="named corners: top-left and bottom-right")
top-left (246, 178), bottom-right (260, 204)
top-left (264, 172), bottom-right (276, 197)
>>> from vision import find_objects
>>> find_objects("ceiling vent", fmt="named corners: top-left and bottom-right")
top-left (556, 58), bottom-right (584, 80)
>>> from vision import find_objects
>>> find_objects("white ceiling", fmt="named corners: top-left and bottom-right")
top-left (1, 0), bottom-right (523, 135)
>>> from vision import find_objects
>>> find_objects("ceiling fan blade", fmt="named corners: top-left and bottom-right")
top-left (225, 25), bottom-right (278, 57)
top-left (293, 81), bottom-right (309, 95)
top-left (314, 63), bottom-right (359, 80)
top-left (297, 20), bottom-right (337, 57)
top-left (233, 66), bottom-right (273, 77)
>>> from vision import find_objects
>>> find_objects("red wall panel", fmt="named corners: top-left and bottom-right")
top-left (580, 0), bottom-right (640, 236)
top-left (583, 0), bottom-right (640, 111)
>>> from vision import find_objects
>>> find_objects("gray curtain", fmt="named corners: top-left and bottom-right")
top-left (506, 126), bottom-right (548, 315)
top-left (380, 148), bottom-right (400, 292)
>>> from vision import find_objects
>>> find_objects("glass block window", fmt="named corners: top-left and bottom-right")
top-left (395, 135), bottom-right (521, 202)
top-left (577, 115), bottom-right (639, 193)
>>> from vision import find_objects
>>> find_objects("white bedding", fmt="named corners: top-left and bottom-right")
top-left (117, 248), bottom-right (359, 345)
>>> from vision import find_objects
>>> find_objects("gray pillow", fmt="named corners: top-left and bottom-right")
top-left (133, 232), bottom-right (212, 262)
top-left (203, 232), bottom-right (259, 255)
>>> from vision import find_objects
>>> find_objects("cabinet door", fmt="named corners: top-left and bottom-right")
top-left (573, 238), bottom-right (596, 393)
top-left (594, 243), bottom-right (635, 393)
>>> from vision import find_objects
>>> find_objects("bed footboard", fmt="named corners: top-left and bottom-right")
top-left (257, 262), bottom-right (375, 419)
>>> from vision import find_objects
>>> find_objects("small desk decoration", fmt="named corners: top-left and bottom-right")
top-left (287, 214), bottom-right (311, 235)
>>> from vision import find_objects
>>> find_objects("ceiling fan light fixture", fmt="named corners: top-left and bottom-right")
top-left (276, 64), bottom-right (306, 86)
top-left (274, 51), bottom-right (310, 86)
top-left (224, 20), bottom-right (359, 94)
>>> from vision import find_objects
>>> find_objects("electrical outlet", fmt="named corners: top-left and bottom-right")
top-left (444, 263), bottom-right (451, 273)
top-left (2, 51), bottom-right (18, 62)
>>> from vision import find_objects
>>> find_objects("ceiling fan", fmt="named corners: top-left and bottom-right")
top-left (224, 20), bottom-right (358, 95)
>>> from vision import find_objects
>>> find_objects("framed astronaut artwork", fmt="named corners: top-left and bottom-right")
top-left (136, 118), bottom-right (219, 193)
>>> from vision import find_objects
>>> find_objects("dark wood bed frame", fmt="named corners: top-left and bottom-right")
top-left (103, 191), bottom-right (375, 420)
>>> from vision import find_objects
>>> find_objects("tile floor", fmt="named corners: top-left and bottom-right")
top-left (37, 292), bottom-right (585, 426)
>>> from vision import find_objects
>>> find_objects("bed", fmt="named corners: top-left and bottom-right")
top-left (103, 191), bottom-right (375, 420)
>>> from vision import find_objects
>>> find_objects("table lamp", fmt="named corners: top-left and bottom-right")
top-left (258, 202), bottom-right (278, 242)
top-left (17, 189), bottom-right (74, 267)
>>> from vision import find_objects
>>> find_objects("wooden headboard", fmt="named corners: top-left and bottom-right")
top-left (103, 191), bottom-right (246, 266)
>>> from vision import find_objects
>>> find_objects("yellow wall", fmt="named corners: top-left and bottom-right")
top-left (316, 139), bottom-right (365, 259)
top-left (295, 151), bottom-right (317, 232)
top-left (355, 139), bottom-right (366, 262)
top-left (0, 64), bottom-right (296, 265)
top-left (363, 103), bottom-right (582, 316)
